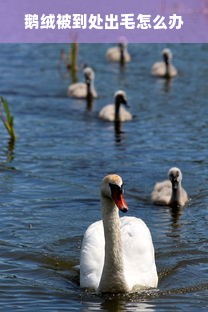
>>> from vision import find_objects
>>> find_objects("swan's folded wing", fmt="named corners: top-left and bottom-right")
top-left (180, 187), bottom-right (189, 206)
top-left (121, 217), bottom-right (158, 290)
top-left (80, 220), bottom-right (104, 290)
top-left (151, 62), bottom-right (177, 77)
top-left (151, 61), bottom-right (165, 76)
top-left (67, 82), bottom-right (86, 98)
top-left (106, 47), bottom-right (119, 61)
top-left (99, 104), bottom-right (115, 121)
top-left (119, 106), bottom-right (133, 121)
top-left (151, 180), bottom-right (171, 205)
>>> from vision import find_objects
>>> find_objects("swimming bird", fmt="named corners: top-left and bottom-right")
top-left (99, 90), bottom-right (132, 122)
top-left (80, 174), bottom-right (158, 293)
top-left (151, 167), bottom-right (188, 208)
top-left (151, 48), bottom-right (178, 78)
top-left (106, 41), bottom-right (131, 65)
top-left (67, 66), bottom-right (97, 98)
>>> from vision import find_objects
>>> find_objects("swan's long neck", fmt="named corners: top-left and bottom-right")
top-left (86, 81), bottom-right (93, 107)
top-left (164, 56), bottom-right (171, 79)
top-left (170, 182), bottom-right (182, 208)
top-left (115, 99), bottom-right (121, 121)
top-left (119, 44), bottom-right (125, 66)
top-left (86, 79), bottom-right (95, 98)
top-left (165, 63), bottom-right (171, 78)
top-left (98, 196), bottom-right (128, 293)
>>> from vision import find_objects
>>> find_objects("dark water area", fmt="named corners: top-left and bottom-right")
top-left (0, 43), bottom-right (207, 311)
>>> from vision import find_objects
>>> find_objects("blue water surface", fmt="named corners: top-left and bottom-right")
top-left (0, 43), bottom-right (207, 311)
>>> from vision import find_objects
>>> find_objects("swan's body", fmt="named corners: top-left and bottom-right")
top-left (106, 43), bottom-right (131, 64)
top-left (80, 174), bottom-right (158, 293)
top-left (67, 67), bottom-right (97, 98)
top-left (151, 167), bottom-right (188, 208)
top-left (151, 49), bottom-right (178, 78)
top-left (99, 90), bottom-right (132, 122)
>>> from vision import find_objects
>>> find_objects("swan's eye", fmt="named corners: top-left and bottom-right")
top-left (109, 183), bottom-right (123, 194)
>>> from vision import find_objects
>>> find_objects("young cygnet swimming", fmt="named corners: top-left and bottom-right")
top-left (151, 167), bottom-right (188, 208)
top-left (99, 90), bottom-right (132, 122)
top-left (80, 174), bottom-right (158, 293)
top-left (67, 66), bottom-right (97, 98)
top-left (106, 41), bottom-right (131, 65)
top-left (151, 48), bottom-right (178, 78)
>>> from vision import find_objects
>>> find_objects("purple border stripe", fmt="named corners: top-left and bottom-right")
top-left (0, 0), bottom-right (207, 43)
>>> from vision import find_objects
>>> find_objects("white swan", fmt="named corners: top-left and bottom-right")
top-left (67, 67), bottom-right (97, 98)
top-left (80, 174), bottom-right (158, 293)
top-left (106, 41), bottom-right (131, 64)
top-left (151, 48), bottom-right (178, 78)
top-left (151, 167), bottom-right (188, 208)
top-left (99, 90), bottom-right (132, 122)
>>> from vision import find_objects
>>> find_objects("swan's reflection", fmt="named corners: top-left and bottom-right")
top-left (86, 94), bottom-right (94, 112)
top-left (101, 298), bottom-right (156, 312)
top-left (80, 296), bottom-right (156, 312)
top-left (114, 120), bottom-right (123, 143)
top-left (162, 78), bottom-right (172, 93)
top-left (170, 206), bottom-right (183, 227)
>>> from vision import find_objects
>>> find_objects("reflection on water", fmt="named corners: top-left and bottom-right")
top-left (100, 297), bottom-right (156, 312)
top-left (114, 120), bottom-right (124, 143)
top-left (170, 206), bottom-right (184, 227)
top-left (162, 78), bottom-right (173, 93)
top-left (80, 291), bottom-right (158, 312)
top-left (6, 138), bottom-right (15, 162)
top-left (0, 43), bottom-right (207, 311)
top-left (86, 95), bottom-right (94, 112)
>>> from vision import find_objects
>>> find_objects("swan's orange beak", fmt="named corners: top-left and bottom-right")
top-left (109, 183), bottom-right (128, 213)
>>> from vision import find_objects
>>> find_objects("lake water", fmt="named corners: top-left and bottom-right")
top-left (0, 43), bottom-right (207, 311)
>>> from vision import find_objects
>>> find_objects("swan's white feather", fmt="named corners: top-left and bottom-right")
top-left (80, 216), bottom-right (157, 291)
top-left (67, 67), bottom-right (97, 98)
top-left (67, 82), bottom-right (87, 98)
top-left (80, 220), bottom-right (104, 290)
top-left (151, 180), bottom-right (172, 205)
top-left (151, 168), bottom-right (188, 207)
top-left (121, 217), bottom-right (158, 290)
top-left (106, 47), bottom-right (131, 63)
top-left (99, 104), bottom-right (132, 122)
top-left (151, 62), bottom-right (177, 77)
